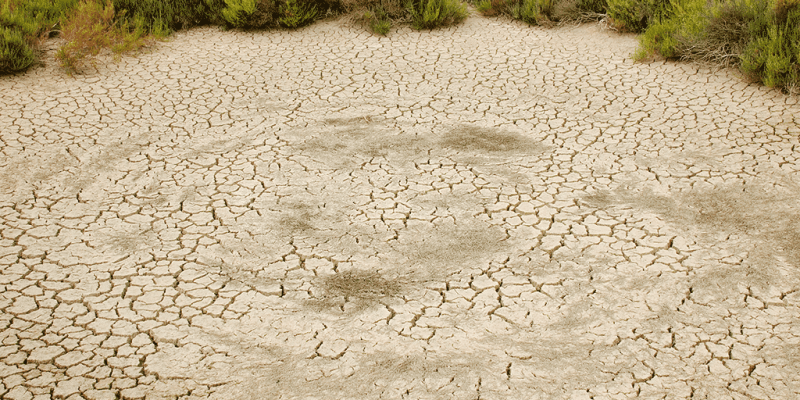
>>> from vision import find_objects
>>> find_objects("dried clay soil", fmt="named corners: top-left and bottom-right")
top-left (1, 14), bottom-right (800, 400)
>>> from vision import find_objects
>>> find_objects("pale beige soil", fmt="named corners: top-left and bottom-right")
top-left (1, 13), bottom-right (799, 400)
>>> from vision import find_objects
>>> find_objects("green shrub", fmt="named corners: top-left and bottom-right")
top-left (221, 0), bottom-right (278, 28)
top-left (477, 0), bottom-right (604, 22)
top-left (278, 0), bottom-right (317, 28)
top-left (575, 0), bottom-right (606, 13)
top-left (550, 0), bottom-right (606, 22)
top-left (372, 17), bottom-right (390, 33)
top-left (687, 0), bottom-right (761, 64)
top-left (475, 0), bottom-right (506, 15)
top-left (1, 0), bottom-right (81, 37)
top-left (0, 26), bottom-right (34, 73)
top-left (1, 1), bottom-right (37, 37)
top-left (110, 0), bottom-right (221, 31)
top-left (407, 0), bottom-right (468, 29)
top-left (56, 0), bottom-right (165, 74)
top-left (634, 17), bottom-right (679, 58)
top-left (741, 16), bottom-right (800, 90)
top-left (222, 0), bottom-right (255, 26)
top-left (16, 0), bottom-right (81, 31)
top-left (55, 0), bottom-right (117, 72)
top-left (112, 12), bottom-right (166, 53)
top-left (510, 0), bottom-right (552, 24)
top-left (635, 0), bottom-right (768, 63)
top-left (634, 0), bottom-right (800, 93)
top-left (0, 0), bottom-right (84, 74)
top-left (607, 0), bottom-right (670, 32)
top-left (634, 0), bottom-right (704, 59)
top-left (362, 6), bottom-right (391, 34)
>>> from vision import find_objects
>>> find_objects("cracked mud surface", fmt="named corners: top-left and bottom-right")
top-left (2, 14), bottom-right (800, 400)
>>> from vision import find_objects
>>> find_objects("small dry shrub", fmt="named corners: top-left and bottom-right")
top-left (56, 0), bottom-right (160, 74)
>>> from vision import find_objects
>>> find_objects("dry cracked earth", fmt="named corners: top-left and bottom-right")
top-left (1, 13), bottom-right (800, 400)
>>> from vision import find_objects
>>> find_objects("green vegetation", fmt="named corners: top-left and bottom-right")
top-left (0, 25), bottom-right (34, 74)
top-left (278, 0), bottom-right (318, 28)
top-left (221, 0), bottom-right (278, 28)
top-left (361, 6), bottom-right (391, 34)
top-left (55, 0), bottom-right (166, 74)
top-left (109, 0), bottom-right (225, 31)
top-left (1, 0), bottom-right (798, 95)
top-left (634, 0), bottom-right (800, 94)
top-left (407, 0), bottom-right (469, 29)
top-left (606, 0), bottom-right (670, 32)
top-left (1, 0), bottom-right (80, 73)
top-left (510, 0), bottom-right (552, 24)
top-left (474, 0), bottom-right (606, 24)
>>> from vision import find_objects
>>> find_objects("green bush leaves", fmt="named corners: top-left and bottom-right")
top-left (0, 26), bottom-right (34, 73)
top-left (635, 0), bottom-right (800, 93)
top-left (407, 0), bottom-right (467, 29)
top-left (278, 0), bottom-right (317, 28)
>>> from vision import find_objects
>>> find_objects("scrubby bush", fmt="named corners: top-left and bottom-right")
top-left (475, 0), bottom-right (515, 18)
top-left (17, 0), bottom-right (81, 30)
top-left (0, 0), bottom-right (82, 74)
top-left (55, 0), bottom-right (118, 72)
top-left (0, 26), bottom-right (34, 73)
top-left (607, 0), bottom-right (670, 32)
top-left (634, 0), bottom-right (800, 94)
top-left (221, 0), bottom-right (279, 28)
top-left (740, 1), bottom-right (800, 91)
top-left (221, 0), bottom-right (255, 26)
top-left (475, 0), bottom-right (500, 15)
top-left (510, 0), bottom-right (552, 24)
top-left (56, 0), bottom-right (165, 73)
top-left (278, 0), bottom-right (317, 27)
top-left (476, 0), bottom-right (604, 24)
top-left (633, 0), bottom-right (703, 58)
top-left (110, 0), bottom-right (223, 31)
top-left (550, 0), bottom-right (607, 21)
top-left (220, 0), bottom-right (318, 29)
top-left (361, 6), bottom-right (391, 34)
top-left (407, 0), bottom-right (468, 29)
top-left (687, 0), bottom-right (758, 63)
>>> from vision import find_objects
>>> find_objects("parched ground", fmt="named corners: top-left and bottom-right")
top-left (1, 13), bottom-right (799, 400)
